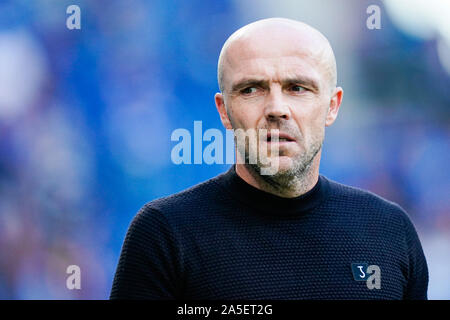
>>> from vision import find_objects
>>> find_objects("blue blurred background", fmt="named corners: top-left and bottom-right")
top-left (0, 0), bottom-right (448, 299)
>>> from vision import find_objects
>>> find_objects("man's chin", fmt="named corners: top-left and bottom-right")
top-left (258, 156), bottom-right (294, 176)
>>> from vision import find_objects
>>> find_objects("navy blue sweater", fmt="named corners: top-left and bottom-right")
top-left (110, 165), bottom-right (428, 299)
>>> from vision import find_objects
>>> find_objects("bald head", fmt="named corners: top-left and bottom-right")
top-left (217, 18), bottom-right (337, 94)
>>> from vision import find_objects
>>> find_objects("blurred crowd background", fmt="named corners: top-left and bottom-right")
top-left (0, 0), bottom-right (448, 299)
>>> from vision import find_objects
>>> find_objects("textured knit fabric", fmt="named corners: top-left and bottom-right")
top-left (110, 165), bottom-right (428, 300)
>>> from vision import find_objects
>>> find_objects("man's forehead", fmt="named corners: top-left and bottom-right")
top-left (218, 18), bottom-right (337, 91)
top-left (228, 56), bottom-right (322, 85)
top-left (226, 38), bottom-right (321, 65)
top-left (224, 40), bottom-right (329, 91)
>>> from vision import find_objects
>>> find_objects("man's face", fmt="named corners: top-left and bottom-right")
top-left (217, 29), bottom-right (340, 177)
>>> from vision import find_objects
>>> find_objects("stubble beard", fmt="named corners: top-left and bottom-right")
top-left (244, 135), bottom-right (324, 194)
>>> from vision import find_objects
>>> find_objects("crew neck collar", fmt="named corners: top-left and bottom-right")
top-left (216, 165), bottom-right (329, 216)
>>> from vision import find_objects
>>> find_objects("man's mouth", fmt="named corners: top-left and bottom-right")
top-left (265, 132), bottom-right (296, 142)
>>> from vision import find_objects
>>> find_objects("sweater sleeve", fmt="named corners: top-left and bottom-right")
top-left (110, 206), bottom-right (184, 299)
top-left (400, 209), bottom-right (429, 300)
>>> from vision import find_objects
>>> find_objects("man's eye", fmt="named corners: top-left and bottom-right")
top-left (290, 85), bottom-right (307, 92)
top-left (241, 87), bottom-right (258, 94)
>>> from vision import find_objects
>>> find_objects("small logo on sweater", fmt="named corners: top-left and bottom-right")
top-left (351, 263), bottom-right (381, 289)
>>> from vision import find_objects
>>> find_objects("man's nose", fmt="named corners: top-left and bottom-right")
top-left (264, 87), bottom-right (291, 121)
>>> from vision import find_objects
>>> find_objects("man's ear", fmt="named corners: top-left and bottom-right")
top-left (325, 86), bottom-right (343, 127)
top-left (215, 92), bottom-right (233, 130)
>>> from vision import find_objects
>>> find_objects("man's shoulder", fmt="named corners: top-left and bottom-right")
top-left (323, 175), bottom-right (411, 222)
top-left (136, 170), bottom-right (228, 220)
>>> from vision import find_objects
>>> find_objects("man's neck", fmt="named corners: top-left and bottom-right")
top-left (235, 158), bottom-right (320, 198)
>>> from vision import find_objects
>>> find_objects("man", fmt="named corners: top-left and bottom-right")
top-left (110, 18), bottom-right (428, 299)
